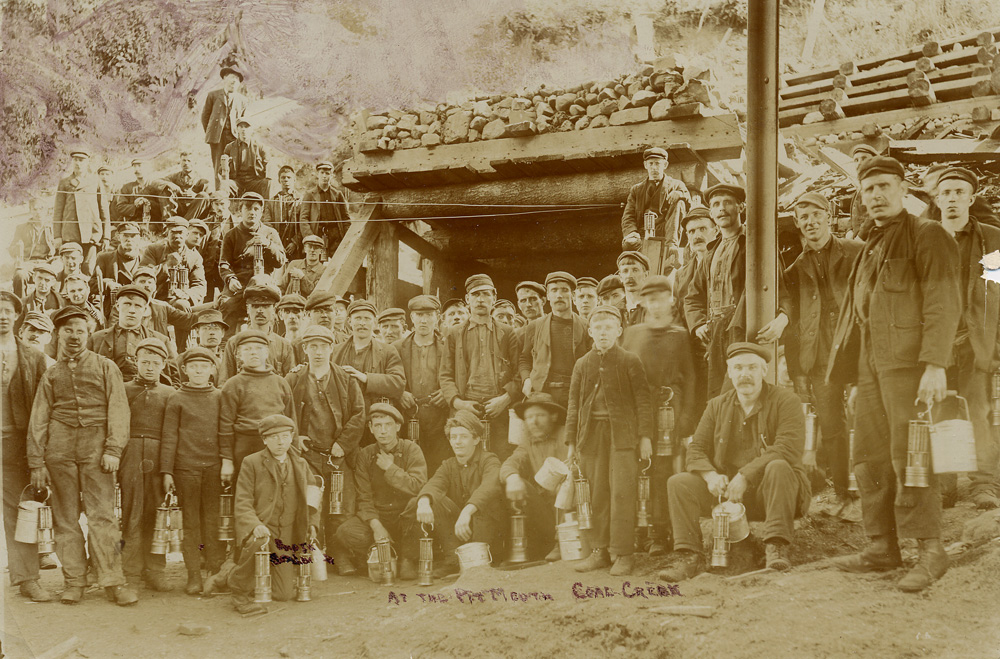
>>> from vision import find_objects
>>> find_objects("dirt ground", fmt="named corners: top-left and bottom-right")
top-left (3, 484), bottom-right (999, 659)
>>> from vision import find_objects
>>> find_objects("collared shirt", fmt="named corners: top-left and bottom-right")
top-left (853, 211), bottom-right (905, 324)
top-left (463, 318), bottom-right (500, 400)
top-left (709, 229), bottom-right (743, 312)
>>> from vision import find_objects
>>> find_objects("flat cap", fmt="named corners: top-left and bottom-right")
top-left (97, 165), bottom-right (112, 174)
top-left (236, 117), bottom-right (251, 127)
top-left (851, 143), bottom-right (879, 157)
top-left (680, 206), bottom-right (712, 230)
top-left (188, 219), bottom-right (209, 235)
top-left (300, 325), bottom-right (336, 345)
top-left (59, 242), bottom-right (83, 255)
top-left (704, 183), bottom-right (746, 204)
top-left (726, 341), bottom-right (771, 363)
top-left (243, 282), bottom-right (281, 304)
top-left (0, 291), bottom-right (23, 315)
top-left (347, 299), bottom-right (377, 317)
top-left (369, 402), bottom-right (403, 424)
top-left (51, 305), bottom-right (89, 328)
top-left (407, 295), bottom-right (441, 312)
top-left (302, 234), bottom-right (326, 248)
top-left (513, 391), bottom-right (566, 423)
top-left (130, 158), bottom-right (144, 166)
top-left (315, 161), bottom-right (333, 171)
top-left (937, 166), bottom-right (979, 194)
top-left (857, 156), bottom-right (905, 181)
top-left (232, 329), bottom-right (269, 348)
top-left (617, 251), bottom-right (650, 270)
top-left (576, 276), bottom-right (599, 289)
top-left (643, 147), bottom-right (668, 161)
top-left (596, 274), bottom-right (624, 297)
top-left (793, 192), bottom-right (831, 214)
top-left (116, 284), bottom-right (150, 303)
top-left (21, 310), bottom-right (54, 332)
top-left (135, 337), bottom-right (168, 360)
top-left (133, 266), bottom-right (158, 280)
top-left (639, 274), bottom-right (672, 296)
top-left (465, 274), bottom-right (496, 295)
top-left (277, 293), bottom-right (307, 310)
top-left (180, 346), bottom-right (217, 366)
top-left (193, 308), bottom-right (229, 329)
top-left (449, 410), bottom-right (485, 438)
top-left (32, 262), bottom-right (59, 278)
top-left (118, 222), bottom-right (141, 235)
top-left (544, 271), bottom-right (577, 289)
top-left (376, 308), bottom-right (406, 323)
top-left (441, 298), bottom-right (466, 313)
top-left (304, 290), bottom-right (337, 311)
top-left (258, 414), bottom-right (296, 437)
top-left (241, 191), bottom-right (264, 204)
top-left (69, 148), bottom-right (90, 158)
top-left (492, 299), bottom-right (516, 313)
top-left (164, 216), bottom-right (189, 229)
top-left (514, 281), bottom-right (545, 297)
top-left (589, 304), bottom-right (622, 322)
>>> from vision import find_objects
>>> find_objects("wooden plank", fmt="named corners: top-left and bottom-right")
top-left (888, 138), bottom-right (1000, 162)
top-left (314, 197), bottom-right (383, 295)
top-left (394, 222), bottom-right (445, 261)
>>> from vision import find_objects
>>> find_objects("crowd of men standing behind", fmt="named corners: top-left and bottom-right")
top-left (2, 63), bottom-right (999, 615)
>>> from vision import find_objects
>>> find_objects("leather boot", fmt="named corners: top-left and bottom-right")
top-left (609, 554), bottom-right (635, 577)
top-left (657, 550), bottom-right (706, 582)
top-left (572, 548), bottom-right (611, 573)
top-left (185, 572), bottom-right (204, 596)
top-left (832, 534), bottom-right (902, 573)
top-left (897, 539), bottom-right (948, 593)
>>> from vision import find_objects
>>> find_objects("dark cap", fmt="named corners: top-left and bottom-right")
top-left (116, 284), bottom-right (150, 304)
top-left (448, 410), bottom-right (485, 438)
top-left (232, 329), bottom-right (269, 348)
top-left (192, 309), bottom-right (229, 329)
top-left (0, 291), bottom-right (22, 315)
top-left (97, 165), bottom-right (112, 174)
top-left (857, 156), bottom-right (905, 182)
top-left (277, 293), bottom-right (307, 311)
top-left (851, 143), bottom-right (879, 157)
top-left (180, 346), bottom-right (217, 367)
top-left (69, 148), bottom-right (90, 159)
top-left (643, 147), bottom-right (668, 161)
top-left (304, 290), bottom-right (337, 311)
top-left (513, 391), bottom-right (566, 423)
top-left (492, 299), bottom-right (516, 313)
top-left (258, 414), bottom-right (296, 437)
top-left (465, 274), bottom-right (496, 295)
top-left (135, 337), bottom-right (168, 360)
top-left (793, 192), bottom-right (831, 214)
top-left (376, 308), bottom-right (406, 324)
top-left (188, 219), bottom-right (209, 235)
top-left (704, 183), bottom-right (746, 204)
top-left (589, 305), bottom-right (623, 322)
top-left (32, 262), bottom-right (59, 278)
top-left (133, 266), bottom-right (157, 280)
top-left (725, 341), bottom-right (771, 363)
top-left (52, 306), bottom-right (90, 328)
top-left (244, 282), bottom-right (281, 305)
top-left (936, 166), bottom-right (979, 194)
top-left (130, 158), bottom-right (144, 167)
top-left (596, 274), bottom-right (624, 297)
top-left (407, 295), bottom-right (441, 312)
top-left (442, 298), bottom-right (466, 314)
top-left (21, 311), bottom-right (54, 332)
top-left (544, 271), bottom-right (577, 289)
top-left (241, 191), bottom-right (264, 205)
top-left (639, 275), bottom-right (672, 296)
top-left (347, 299), bottom-right (377, 317)
top-left (680, 206), bottom-right (713, 230)
top-left (219, 65), bottom-right (244, 82)
top-left (617, 251), bottom-right (650, 270)
top-left (118, 222), bottom-right (141, 235)
top-left (369, 402), bottom-right (403, 424)
top-left (236, 117), bottom-right (251, 128)
top-left (514, 281), bottom-right (545, 297)
top-left (165, 216), bottom-right (189, 230)
top-left (576, 276), bottom-right (599, 289)
top-left (300, 325), bottom-right (336, 345)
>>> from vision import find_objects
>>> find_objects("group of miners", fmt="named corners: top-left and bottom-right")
top-left (2, 63), bottom-right (998, 615)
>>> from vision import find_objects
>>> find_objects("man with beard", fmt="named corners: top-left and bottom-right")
top-left (218, 282), bottom-right (296, 383)
top-left (140, 217), bottom-right (207, 308)
top-left (164, 151), bottom-right (210, 220)
top-left (621, 147), bottom-right (691, 256)
top-left (0, 291), bottom-right (53, 602)
top-left (302, 161), bottom-right (350, 258)
top-left (202, 65), bottom-right (248, 185)
top-left (89, 284), bottom-right (177, 384)
top-left (515, 282), bottom-right (546, 325)
top-left (27, 306), bottom-right (137, 605)
top-left (53, 148), bottom-right (107, 275)
top-left (95, 223), bottom-right (143, 317)
top-left (573, 277), bottom-right (599, 322)
top-left (332, 300), bottom-right (406, 413)
top-left (441, 299), bottom-right (469, 329)
top-left (279, 234), bottom-right (326, 298)
top-left (265, 165), bottom-right (304, 260)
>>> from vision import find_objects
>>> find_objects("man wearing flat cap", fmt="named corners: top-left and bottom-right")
top-left (827, 155), bottom-right (961, 593)
top-left (57, 242), bottom-right (89, 295)
top-left (264, 164), bottom-right (304, 260)
top-left (276, 293), bottom-right (307, 343)
top-left (202, 65), bottom-right (248, 186)
top-left (441, 298), bottom-right (469, 328)
top-left (113, 159), bottom-right (147, 225)
top-left (301, 160), bottom-right (351, 258)
top-left (53, 148), bottom-right (107, 275)
top-left (332, 299), bottom-right (406, 414)
top-left (595, 274), bottom-right (627, 320)
top-left (19, 262), bottom-right (63, 323)
top-left (219, 281), bottom-right (296, 383)
top-left (192, 308), bottom-right (228, 361)
top-left (515, 281), bottom-right (546, 324)
top-left (393, 295), bottom-right (450, 473)
top-left (94, 222), bottom-right (142, 317)
top-left (28, 305), bottom-right (137, 605)
top-left (89, 284), bottom-right (177, 383)
top-left (573, 277), bottom-right (599, 321)
top-left (140, 216), bottom-right (207, 308)
top-left (18, 311), bottom-right (56, 364)
top-left (519, 272), bottom-right (590, 411)
top-left (919, 165), bottom-right (1000, 231)
top-left (377, 308), bottom-right (407, 344)
top-left (297, 291), bottom-right (347, 357)
top-left (224, 118), bottom-right (271, 199)
top-left (285, 324), bottom-right (366, 574)
top-left (783, 191), bottom-right (862, 507)
top-left (9, 195), bottom-right (55, 298)
top-left (618, 251), bottom-right (651, 326)
top-left (440, 274), bottom-right (522, 462)
top-left (621, 147), bottom-right (691, 253)
top-left (280, 234), bottom-right (326, 299)
top-left (335, 402), bottom-right (428, 578)
top-left (491, 300), bottom-right (516, 327)
top-left (932, 167), bottom-right (1000, 510)
top-left (659, 342), bottom-right (811, 581)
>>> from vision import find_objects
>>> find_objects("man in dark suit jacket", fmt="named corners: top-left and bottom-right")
top-left (113, 159), bottom-right (148, 225)
top-left (164, 151), bottom-right (210, 220)
top-left (89, 284), bottom-right (178, 384)
top-left (201, 66), bottom-right (248, 186)
top-left (9, 196), bottom-right (56, 298)
top-left (621, 147), bottom-right (691, 251)
top-left (223, 118), bottom-right (270, 200)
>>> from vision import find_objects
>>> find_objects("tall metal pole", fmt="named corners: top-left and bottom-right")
top-left (746, 0), bottom-right (779, 371)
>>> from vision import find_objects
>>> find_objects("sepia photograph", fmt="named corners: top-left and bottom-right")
top-left (1, 0), bottom-right (1000, 656)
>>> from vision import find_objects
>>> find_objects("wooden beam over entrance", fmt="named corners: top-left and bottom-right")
top-left (314, 195), bottom-right (383, 295)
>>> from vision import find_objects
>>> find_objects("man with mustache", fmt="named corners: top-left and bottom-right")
top-left (94, 223), bottom-right (143, 319)
top-left (659, 342), bottom-right (811, 581)
top-left (783, 192), bottom-right (862, 510)
top-left (515, 282), bottom-right (546, 325)
top-left (140, 217), bottom-right (207, 308)
top-left (202, 65), bottom-right (248, 187)
top-left (828, 156), bottom-right (960, 593)
top-left (27, 306), bottom-right (137, 605)
top-left (618, 252), bottom-right (650, 326)
top-left (621, 147), bottom-right (691, 255)
top-left (332, 299), bottom-right (406, 414)
top-left (218, 282), bottom-right (295, 383)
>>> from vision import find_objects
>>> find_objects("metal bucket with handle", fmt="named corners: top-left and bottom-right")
top-left (929, 392), bottom-right (978, 474)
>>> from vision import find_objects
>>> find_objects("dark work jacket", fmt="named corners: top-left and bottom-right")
top-left (784, 236), bottom-right (863, 377)
top-left (234, 448), bottom-right (320, 543)
top-left (439, 318), bottom-right (520, 404)
top-left (620, 176), bottom-right (691, 242)
top-left (959, 219), bottom-right (1000, 372)
top-left (89, 325), bottom-right (179, 384)
top-left (518, 313), bottom-right (591, 392)
top-left (285, 363), bottom-right (365, 467)
top-left (6, 339), bottom-right (49, 433)
top-left (565, 345), bottom-right (654, 451)
top-left (686, 382), bottom-right (811, 515)
top-left (331, 338), bottom-right (405, 408)
top-left (827, 211), bottom-right (961, 383)
top-left (418, 446), bottom-right (502, 521)
top-left (201, 88), bottom-right (248, 145)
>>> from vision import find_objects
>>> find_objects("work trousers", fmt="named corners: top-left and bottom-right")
top-left (854, 336), bottom-right (941, 539)
top-left (119, 436), bottom-right (165, 580)
top-left (508, 481), bottom-right (558, 561)
top-left (174, 464), bottom-right (225, 575)
top-left (809, 374), bottom-right (850, 496)
top-left (227, 527), bottom-right (299, 602)
top-left (302, 451), bottom-right (356, 554)
top-left (46, 421), bottom-right (125, 588)
top-left (3, 429), bottom-right (40, 586)
top-left (335, 510), bottom-right (404, 562)
top-left (405, 402), bottom-right (449, 475)
top-left (705, 309), bottom-right (741, 399)
top-left (648, 454), bottom-right (673, 543)
top-left (465, 394), bottom-right (513, 462)
top-left (668, 460), bottom-right (800, 553)
top-left (578, 420), bottom-right (637, 557)
top-left (401, 494), bottom-right (499, 565)
top-left (233, 431), bottom-right (264, 481)
top-left (947, 343), bottom-right (998, 491)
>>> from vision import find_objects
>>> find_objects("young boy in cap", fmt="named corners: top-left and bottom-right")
top-left (264, 164), bottom-right (303, 260)
top-left (403, 410), bottom-right (502, 576)
top-left (491, 300), bottom-right (517, 327)
top-left (161, 347), bottom-right (227, 594)
top-left (621, 147), bottom-right (691, 251)
top-left (377, 308), bottom-right (407, 344)
top-left (193, 308), bottom-right (228, 362)
top-left (280, 234), bottom-right (326, 298)
top-left (89, 284), bottom-right (177, 383)
top-left (219, 329), bottom-right (297, 481)
top-left (393, 295), bottom-right (450, 473)
top-left (336, 403), bottom-right (428, 578)
top-left (218, 281), bottom-right (295, 383)
top-left (228, 414), bottom-right (320, 614)
top-left (567, 305), bottom-right (654, 576)
top-left (120, 337), bottom-right (175, 591)
top-left (573, 277), bottom-right (599, 321)
top-left (285, 325), bottom-right (365, 575)
top-left (332, 299), bottom-right (406, 412)
top-left (502, 392), bottom-right (568, 562)
top-left (276, 293), bottom-right (307, 344)
top-left (27, 306), bottom-right (137, 605)
top-left (622, 275), bottom-right (697, 556)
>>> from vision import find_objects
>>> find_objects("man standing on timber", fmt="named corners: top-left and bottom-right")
top-left (301, 161), bottom-right (350, 258)
top-left (621, 148), bottom-right (691, 254)
top-left (201, 65), bottom-right (248, 186)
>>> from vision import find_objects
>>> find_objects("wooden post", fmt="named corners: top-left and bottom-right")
top-left (314, 196), bottom-right (384, 297)
top-left (367, 222), bottom-right (399, 310)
